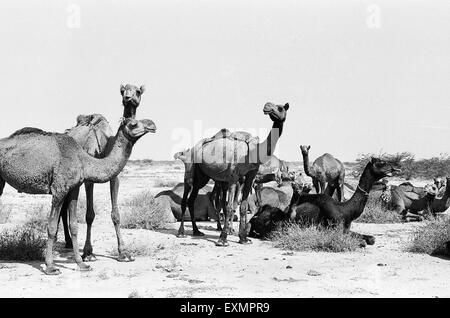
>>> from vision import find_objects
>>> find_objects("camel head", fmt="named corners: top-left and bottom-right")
top-left (120, 84), bottom-right (146, 118)
top-left (263, 102), bottom-right (289, 123)
top-left (173, 148), bottom-right (191, 163)
top-left (424, 183), bottom-right (438, 197)
top-left (300, 145), bottom-right (311, 156)
top-left (120, 118), bottom-right (156, 142)
top-left (367, 157), bottom-right (401, 180)
top-left (433, 177), bottom-right (445, 191)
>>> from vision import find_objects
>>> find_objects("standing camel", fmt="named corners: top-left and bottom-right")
top-left (0, 118), bottom-right (156, 274)
top-left (59, 84), bottom-right (145, 262)
top-left (177, 102), bottom-right (290, 246)
top-left (300, 145), bottom-right (346, 202)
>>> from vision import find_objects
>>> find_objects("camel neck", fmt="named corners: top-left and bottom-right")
top-left (255, 121), bottom-right (284, 164)
top-left (123, 104), bottom-right (137, 119)
top-left (343, 166), bottom-right (377, 221)
top-left (301, 152), bottom-right (313, 177)
top-left (82, 129), bottom-right (133, 183)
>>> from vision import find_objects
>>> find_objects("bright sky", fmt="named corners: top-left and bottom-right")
top-left (0, 0), bottom-right (448, 162)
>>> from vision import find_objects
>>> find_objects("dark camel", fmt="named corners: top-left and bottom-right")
top-left (59, 84), bottom-right (145, 262)
top-left (0, 118), bottom-right (155, 274)
top-left (431, 177), bottom-right (450, 213)
top-left (287, 158), bottom-right (400, 246)
top-left (300, 145), bottom-right (346, 202)
top-left (248, 182), bottom-right (312, 239)
top-left (178, 102), bottom-right (289, 246)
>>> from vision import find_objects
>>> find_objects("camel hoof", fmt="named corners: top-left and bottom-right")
top-left (193, 231), bottom-right (205, 237)
top-left (215, 240), bottom-right (229, 247)
top-left (238, 238), bottom-right (252, 245)
top-left (82, 254), bottom-right (97, 262)
top-left (117, 253), bottom-right (135, 262)
top-left (77, 263), bottom-right (92, 272)
top-left (44, 267), bottom-right (61, 275)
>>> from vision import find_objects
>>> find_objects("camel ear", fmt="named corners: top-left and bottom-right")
top-left (120, 84), bottom-right (125, 96)
top-left (284, 103), bottom-right (289, 110)
top-left (140, 85), bottom-right (146, 94)
top-left (307, 145), bottom-right (311, 150)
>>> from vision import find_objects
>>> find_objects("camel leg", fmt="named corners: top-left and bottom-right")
top-left (226, 183), bottom-right (237, 235)
top-left (312, 180), bottom-right (320, 194)
top-left (177, 181), bottom-right (192, 237)
top-left (343, 222), bottom-right (375, 246)
top-left (319, 181), bottom-right (326, 194)
top-left (187, 186), bottom-right (204, 236)
top-left (82, 182), bottom-right (96, 262)
top-left (45, 198), bottom-right (64, 275)
top-left (216, 184), bottom-right (232, 247)
top-left (212, 182), bottom-right (223, 231)
top-left (338, 181), bottom-right (345, 202)
top-left (67, 186), bottom-right (91, 272)
top-left (58, 197), bottom-right (73, 249)
top-left (238, 170), bottom-right (257, 244)
top-left (0, 176), bottom-right (5, 196)
top-left (109, 178), bottom-right (133, 262)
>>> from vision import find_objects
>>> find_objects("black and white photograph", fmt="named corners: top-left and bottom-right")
top-left (0, 0), bottom-right (449, 302)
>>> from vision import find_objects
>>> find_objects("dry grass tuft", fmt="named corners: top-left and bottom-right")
top-left (407, 216), bottom-right (450, 255)
top-left (120, 191), bottom-right (172, 230)
top-left (270, 222), bottom-right (362, 253)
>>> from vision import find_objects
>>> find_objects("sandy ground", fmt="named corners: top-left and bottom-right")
top-left (0, 161), bottom-right (449, 298)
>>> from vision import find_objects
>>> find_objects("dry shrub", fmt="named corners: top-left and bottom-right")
top-left (407, 217), bottom-right (450, 255)
top-left (121, 191), bottom-right (172, 230)
top-left (358, 195), bottom-right (402, 223)
top-left (270, 222), bottom-right (362, 253)
top-left (0, 226), bottom-right (47, 261)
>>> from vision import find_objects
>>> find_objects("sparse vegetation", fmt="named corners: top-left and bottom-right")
top-left (407, 217), bottom-right (450, 255)
top-left (354, 152), bottom-right (450, 180)
top-left (270, 222), bottom-right (362, 253)
top-left (358, 195), bottom-right (402, 223)
top-left (120, 191), bottom-right (172, 230)
top-left (0, 226), bottom-right (47, 261)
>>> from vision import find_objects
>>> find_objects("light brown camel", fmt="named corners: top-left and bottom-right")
top-left (256, 154), bottom-right (288, 185)
top-left (300, 145), bottom-right (346, 202)
top-left (59, 84), bottom-right (145, 262)
top-left (178, 102), bottom-right (289, 246)
top-left (0, 118), bottom-right (155, 275)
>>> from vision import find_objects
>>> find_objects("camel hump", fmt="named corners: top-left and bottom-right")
top-left (9, 127), bottom-right (52, 138)
top-left (75, 114), bottom-right (109, 127)
top-left (202, 129), bottom-right (259, 146)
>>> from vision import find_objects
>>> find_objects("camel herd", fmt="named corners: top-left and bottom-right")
top-left (0, 83), bottom-right (448, 275)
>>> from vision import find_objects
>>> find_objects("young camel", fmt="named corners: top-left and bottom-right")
top-left (300, 145), bottom-right (346, 202)
top-left (0, 118), bottom-right (155, 274)
top-left (59, 84), bottom-right (145, 262)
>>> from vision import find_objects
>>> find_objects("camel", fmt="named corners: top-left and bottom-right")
top-left (389, 183), bottom-right (439, 221)
top-left (248, 182), bottom-right (312, 239)
top-left (177, 102), bottom-right (289, 246)
top-left (286, 158), bottom-right (400, 246)
top-left (256, 154), bottom-right (289, 185)
top-left (431, 177), bottom-right (450, 213)
top-left (0, 118), bottom-right (156, 274)
top-left (59, 84), bottom-right (145, 262)
top-left (155, 183), bottom-right (218, 221)
top-left (300, 145), bottom-right (346, 202)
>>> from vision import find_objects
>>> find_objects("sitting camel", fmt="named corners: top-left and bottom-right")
top-left (286, 158), bottom-right (400, 246)
top-left (59, 84), bottom-right (146, 262)
top-left (248, 182), bottom-right (312, 239)
top-left (300, 145), bottom-right (346, 201)
top-left (431, 177), bottom-right (450, 213)
top-left (155, 183), bottom-right (218, 222)
top-left (389, 183), bottom-right (439, 221)
top-left (0, 118), bottom-right (155, 274)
